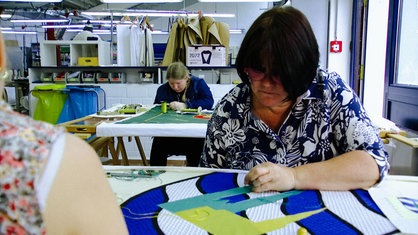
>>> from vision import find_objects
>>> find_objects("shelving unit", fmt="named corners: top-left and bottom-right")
top-left (28, 66), bottom-right (239, 85)
top-left (33, 40), bottom-right (240, 85)
top-left (29, 66), bottom-right (163, 84)
top-left (40, 40), bottom-right (111, 66)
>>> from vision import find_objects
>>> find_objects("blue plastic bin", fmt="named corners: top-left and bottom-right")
top-left (57, 85), bottom-right (106, 123)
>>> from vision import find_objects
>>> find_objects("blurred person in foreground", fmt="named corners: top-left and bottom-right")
top-left (151, 61), bottom-right (214, 166)
top-left (0, 32), bottom-right (128, 234)
top-left (200, 6), bottom-right (389, 192)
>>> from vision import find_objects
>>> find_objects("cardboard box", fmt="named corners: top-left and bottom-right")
top-left (78, 57), bottom-right (99, 66)
top-left (186, 45), bottom-right (227, 67)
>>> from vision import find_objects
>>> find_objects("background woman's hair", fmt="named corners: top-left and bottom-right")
top-left (166, 61), bottom-right (189, 80)
top-left (235, 6), bottom-right (320, 101)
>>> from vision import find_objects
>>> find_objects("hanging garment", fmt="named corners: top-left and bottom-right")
top-left (162, 21), bottom-right (180, 66)
top-left (117, 24), bottom-right (155, 66)
top-left (139, 27), bottom-right (155, 66)
top-left (117, 25), bottom-right (132, 66)
top-left (130, 25), bottom-right (141, 66)
top-left (162, 16), bottom-right (230, 66)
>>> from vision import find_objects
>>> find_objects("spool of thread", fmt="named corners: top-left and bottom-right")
top-left (161, 101), bottom-right (167, 113)
top-left (297, 227), bottom-right (308, 235)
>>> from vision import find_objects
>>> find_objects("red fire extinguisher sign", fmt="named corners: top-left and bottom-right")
top-left (330, 40), bottom-right (342, 53)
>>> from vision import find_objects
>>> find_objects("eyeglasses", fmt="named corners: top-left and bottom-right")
top-left (244, 67), bottom-right (281, 83)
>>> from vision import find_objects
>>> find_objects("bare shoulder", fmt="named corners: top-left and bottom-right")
top-left (44, 133), bottom-right (128, 235)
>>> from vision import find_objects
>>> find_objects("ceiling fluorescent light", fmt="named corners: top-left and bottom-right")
top-left (101, 0), bottom-right (182, 2)
top-left (42, 25), bottom-right (85, 29)
top-left (11, 19), bottom-right (70, 23)
top-left (229, 29), bottom-right (244, 34)
top-left (3, 0), bottom-right (62, 2)
top-left (82, 11), bottom-right (234, 18)
top-left (203, 13), bottom-right (235, 18)
top-left (199, 0), bottom-right (280, 2)
top-left (2, 31), bottom-right (37, 35)
top-left (67, 29), bottom-right (111, 35)
top-left (0, 14), bottom-right (12, 19)
top-left (82, 20), bottom-right (117, 24)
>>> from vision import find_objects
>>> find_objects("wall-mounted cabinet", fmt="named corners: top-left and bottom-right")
top-left (40, 40), bottom-right (111, 66)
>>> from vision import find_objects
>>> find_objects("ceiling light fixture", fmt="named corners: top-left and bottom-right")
top-left (82, 20), bottom-right (120, 24)
top-left (229, 29), bottom-right (245, 34)
top-left (101, 0), bottom-right (182, 2)
top-left (66, 29), bottom-right (112, 34)
top-left (2, 31), bottom-right (37, 35)
top-left (63, 26), bottom-right (242, 35)
top-left (198, 0), bottom-right (280, 2)
top-left (82, 10), bottom-right (234, 18)
top-left (42, 25), bottom-right (85, 29)
top-left (11, 19), bottom-right (70, 23)
top-left (0, 14), bottom-right (12, 19)
top-left (2, 0), bottom-right (62, 2)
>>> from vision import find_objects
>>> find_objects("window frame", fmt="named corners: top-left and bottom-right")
top-left (384, 0), bottom-right (418, 132)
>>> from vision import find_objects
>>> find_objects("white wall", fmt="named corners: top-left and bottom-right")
top-left (293, 0), bottom-right (352, 84)
top-left (362, 0), bottom-right (390, 118)
top-left (292, 0), bottom-right (329, 68)
top-left (326, 0), bottom-right (352, 83)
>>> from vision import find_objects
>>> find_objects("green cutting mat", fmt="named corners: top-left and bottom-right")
top-left (117, 106), bottom-right (210, 124)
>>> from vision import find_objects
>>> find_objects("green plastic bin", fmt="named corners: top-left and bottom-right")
top-left (31, 84), bottom-right (67, 124)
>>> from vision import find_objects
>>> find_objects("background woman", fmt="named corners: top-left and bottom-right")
top-left (151, 61), bottom-right (214, 166)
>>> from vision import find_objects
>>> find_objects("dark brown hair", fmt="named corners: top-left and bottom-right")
top-left (235, 6), bottom-right (320, 101)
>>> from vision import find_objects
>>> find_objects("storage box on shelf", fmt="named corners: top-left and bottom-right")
top-left (186, 45), bottom-right (227, 67)
top-left (78, 57), bottom-right (99, 66)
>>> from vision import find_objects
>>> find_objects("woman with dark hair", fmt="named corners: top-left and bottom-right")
top-left (200, 6), bottom-right (389, 192)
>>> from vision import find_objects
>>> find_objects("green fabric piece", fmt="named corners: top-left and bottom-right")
top-left (117, 106), bottom-right (209, 124)
top-left (159, 185), bottom-right (302, 213)
top-left (176, 206), bottom-right (324, 235)
top-left (163, 186), bottom-right (316, 235)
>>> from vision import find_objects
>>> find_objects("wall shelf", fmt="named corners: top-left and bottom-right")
top-left (40, 40), bottom-right (111, 66)
top-left (28, 66), bottom-right (239, 85)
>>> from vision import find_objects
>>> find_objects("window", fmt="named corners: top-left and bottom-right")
top-left (384, 0), bottom-right (418, 131)
top-left (395, 1), bottom-right (418, 86)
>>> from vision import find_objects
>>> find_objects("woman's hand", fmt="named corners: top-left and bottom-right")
top-left (244, 162), bottom-right (296, 192)
top-left (169, 101), bottom-right (187, 111)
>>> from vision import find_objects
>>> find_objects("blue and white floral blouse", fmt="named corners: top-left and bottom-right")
top-left (200, 70), bottom-right (389, 182)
